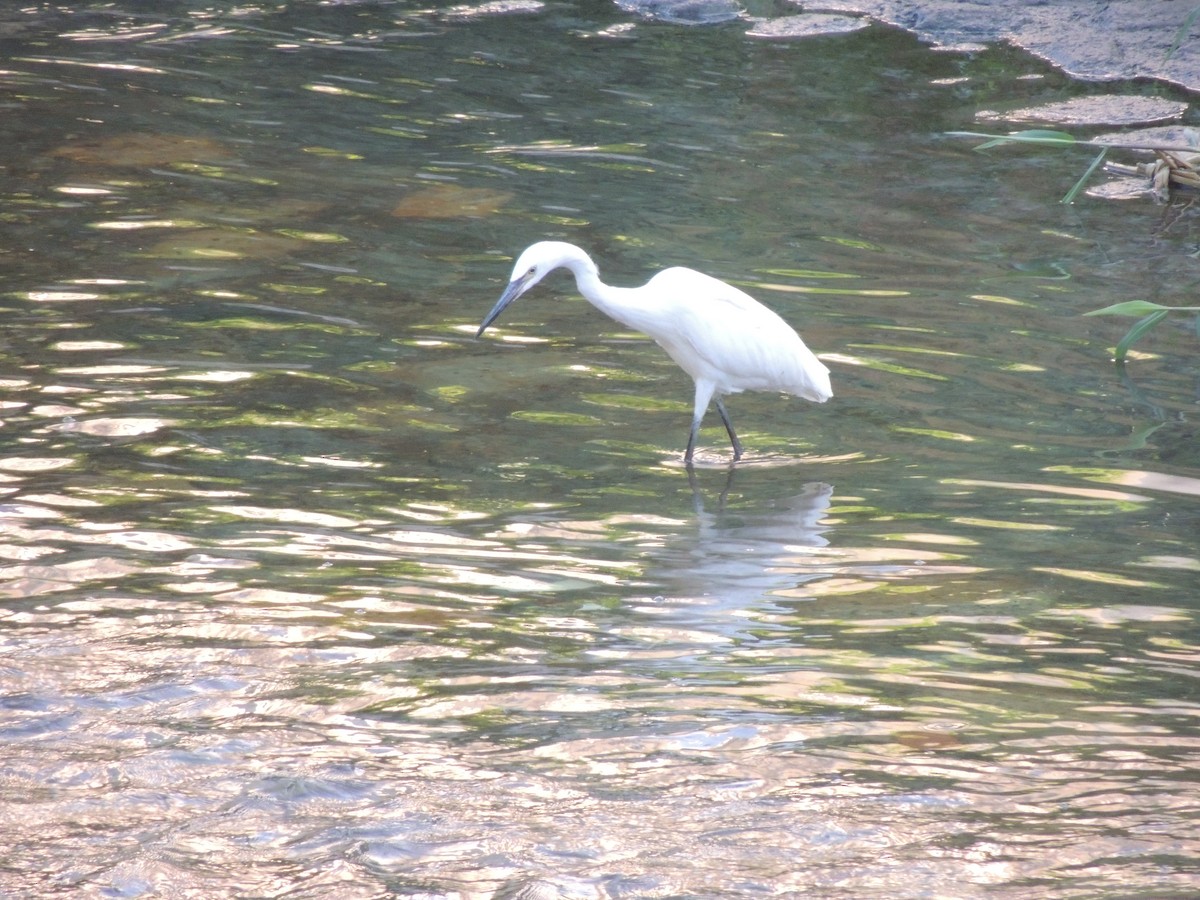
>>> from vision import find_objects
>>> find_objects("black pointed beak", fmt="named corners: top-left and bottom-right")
top-left (477, 271), bottom-right (534, 337)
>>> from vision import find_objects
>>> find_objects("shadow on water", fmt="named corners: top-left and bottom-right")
top-left (1, 0), bottom-right (1200, 896)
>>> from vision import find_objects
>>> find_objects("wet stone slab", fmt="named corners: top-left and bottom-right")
top-left (811, 0), bottom-right (1200, 92)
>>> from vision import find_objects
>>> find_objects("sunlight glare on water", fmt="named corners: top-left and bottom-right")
top-left (1, 1), bottom-right (1199, 897)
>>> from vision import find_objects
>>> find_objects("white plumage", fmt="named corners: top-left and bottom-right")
top-left (477, 241), bottom-right (831, 464)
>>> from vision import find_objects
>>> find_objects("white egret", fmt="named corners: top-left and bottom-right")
top-left (477, 241), bottom-right (831, 464)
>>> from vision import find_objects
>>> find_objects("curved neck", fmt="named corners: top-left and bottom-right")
top-left (563, 256), bottom-right (651, 334)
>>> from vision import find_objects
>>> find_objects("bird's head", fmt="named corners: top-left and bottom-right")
top-left (476, 242), bottom-right (591, 337)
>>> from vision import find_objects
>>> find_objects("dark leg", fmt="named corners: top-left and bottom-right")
top-left (684, 414), bottom-right (701, 465)
top-left (715, 398), bottom-right (743, 461)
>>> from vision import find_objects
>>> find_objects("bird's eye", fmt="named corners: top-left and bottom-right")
top-left (527, 266), bottom-right (537, 276)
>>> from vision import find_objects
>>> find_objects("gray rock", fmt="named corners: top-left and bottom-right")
top-left (808, 0), bottom-right (1200, 92)
top-left (746, 13), bottom-right (871, 40)
top-left (615, 0), bottom-right (744, 26)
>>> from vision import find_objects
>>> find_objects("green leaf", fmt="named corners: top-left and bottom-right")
top-left (1061, 147), bottom-right (1108, 204)
top-left (1001, 129), bottom-right (1078, 143)
top-left (1114, 310), bottom-right (1170, 362)
top-left (1083, 300), bottom-right (1172, 317)
top-left (948, 130), bottom-right (1078, 151)
top-left (1122, 421), bottom-right (1167, 451)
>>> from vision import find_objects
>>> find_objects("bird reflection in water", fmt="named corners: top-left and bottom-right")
top-left (647, 472), bottom-right (835, 634)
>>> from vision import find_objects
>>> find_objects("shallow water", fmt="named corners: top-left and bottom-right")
top-left (2, 2), bottom-right (1200, 898)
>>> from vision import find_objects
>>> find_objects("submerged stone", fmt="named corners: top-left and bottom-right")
top-left (440, 0), bottom-right (544, 20)
top-left (144, 228), bottom-right (310, 260)
top-left (746, 14), bottom-right (870, 39)
top-left (51, 133), bottom-right (234, 168)
top-left (614, 0), bottom-right (742, 26)
top-left (978, 95), bottom-right (1188, 127)
top-left (1094, 125), bottom-right (1200, 149)
top-left (392, 185), bottom-right (513, 219)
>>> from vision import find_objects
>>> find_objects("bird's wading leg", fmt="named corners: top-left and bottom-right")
top-left (685, 416), bottom-right (700, 465)
top-left (685, 380), bottom-right (716, 465)
top-left (686, 381), bottom-right (744, 464)
top-left (715, 398), bottom-right (743, 461)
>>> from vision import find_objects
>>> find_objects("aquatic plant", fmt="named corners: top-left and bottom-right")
top-left (1084, 300), bottom-right (1200, 363)
top-left (951, 130), bottom-right (1200, 361)
top-left (948, 129), bottom-right (1200, 203)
